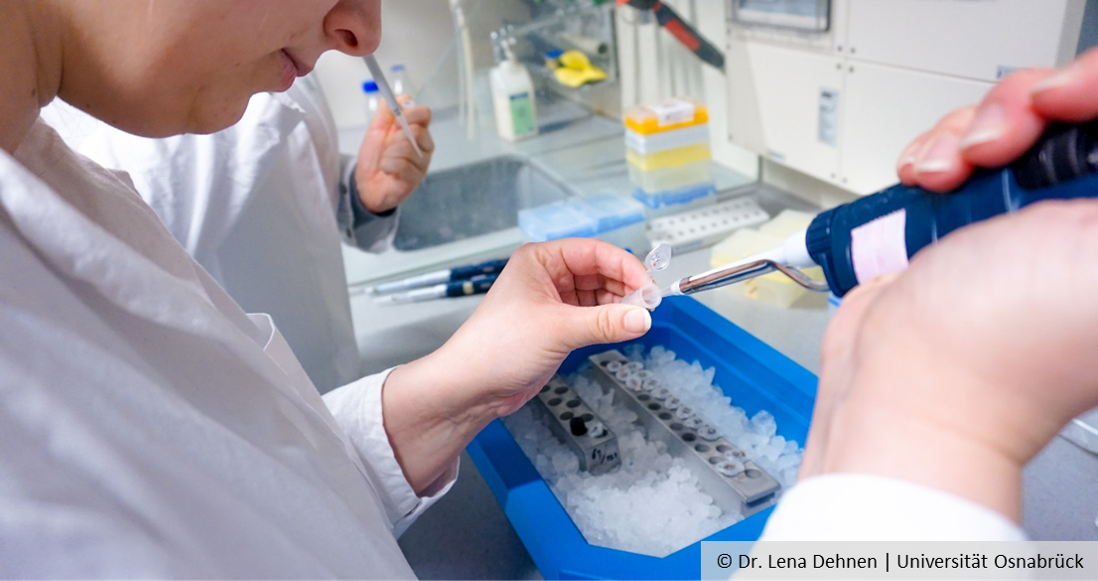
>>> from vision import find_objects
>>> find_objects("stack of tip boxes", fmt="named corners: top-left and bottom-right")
top-left (625, 98), bottom-right (716, 214)
top-left (466, 297), bottom-right (817, 580)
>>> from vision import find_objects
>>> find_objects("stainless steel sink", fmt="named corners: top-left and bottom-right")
top-left (393, 155), bottom-right (576, 251)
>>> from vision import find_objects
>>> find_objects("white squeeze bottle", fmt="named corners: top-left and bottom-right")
top-left (490, 43), bottom-right (537, 141)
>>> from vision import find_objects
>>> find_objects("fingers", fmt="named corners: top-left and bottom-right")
top-left (898, 106), bottom-right (977, 192)
top-left (377, 122), bottom-right (433, 171)
top-left (538, 239), bottom-right (652, 297)
top-left (401, 101), bottom-right (432, 128)
top-left (958, 68), bottom-right (1055, 168)
top-left (898, 48), bottom-right (1098, 193)
top-left (1029, 46), bottom-right (1098, 123)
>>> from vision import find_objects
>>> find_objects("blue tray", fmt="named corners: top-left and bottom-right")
top-left (467, 296), bottom-right (818, 580)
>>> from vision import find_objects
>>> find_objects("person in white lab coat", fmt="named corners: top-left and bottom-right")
top-left (759, 47), bottom-right (1098, 541)
top-left (40, 75), bottom-right (429, 393)
top-left (0, 1), bottom-right (654, 577)
top-left (2, 4), bottom-right (1095, 577)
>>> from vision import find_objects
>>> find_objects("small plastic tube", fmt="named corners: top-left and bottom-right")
top-left (620, 283), bottom-right (662, 310)
top-left (619, 243), bottom-right (672, 310)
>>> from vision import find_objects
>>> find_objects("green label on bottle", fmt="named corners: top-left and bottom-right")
top-left (509, 92), bottom-right (536, 137)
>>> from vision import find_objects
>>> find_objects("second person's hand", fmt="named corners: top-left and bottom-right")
top-left (356, 95), bottom-right (435, 213)
top-left (897, 47), bottom-right (1098, 192)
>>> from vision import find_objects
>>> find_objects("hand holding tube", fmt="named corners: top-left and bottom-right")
top-left (378, 239), bottom-right (653, 493)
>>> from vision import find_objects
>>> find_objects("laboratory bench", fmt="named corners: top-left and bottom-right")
top-left (338, 102), bottom-right (1098, 579)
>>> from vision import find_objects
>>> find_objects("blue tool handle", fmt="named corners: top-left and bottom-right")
top-left (806, 121), bottom-right (1098, 296)
top-left (445, 274), bottom-right (498, 297)
top-left (450, 259), bottom-right (508, 281)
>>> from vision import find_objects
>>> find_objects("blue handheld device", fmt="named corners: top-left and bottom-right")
top-left (807, 121), bottom-right (1098, 296)
top-left (666, 122), bottom-right (1098, 300)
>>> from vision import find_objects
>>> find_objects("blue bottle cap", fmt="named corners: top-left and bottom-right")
top-left (362, 80), bottom-right (379, 93)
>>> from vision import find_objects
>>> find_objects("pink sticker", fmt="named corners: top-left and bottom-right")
top-left (850, 209), bottom-right (910, 284)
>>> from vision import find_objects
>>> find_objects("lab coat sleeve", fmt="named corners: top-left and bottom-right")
top-left (758, 473), bottom-right (1027, 541)
top-left (337, 153), bottom-right (400, 254)
top-left (322, 368), bottom-right (458, 537)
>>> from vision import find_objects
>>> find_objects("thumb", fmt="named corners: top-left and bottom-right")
top-left (555, 303), bottom-right (652, 351)
top-left (369, 97), bottom-right (396, 133)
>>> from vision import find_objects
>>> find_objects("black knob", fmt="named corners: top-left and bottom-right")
top-left (569, 416), bottom-right (588, 436)
top-left (1013, 121), bottom-right (1098, 189)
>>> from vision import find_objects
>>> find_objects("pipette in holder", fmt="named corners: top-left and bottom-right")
top-left (363, 55), bottom-right (424, 159)
top-left (361, 258), bottom-right (508, 295)
top-left (662, 121), bottom-right (1098, 300)
top-left (375, 274), bottom-right (498, 304)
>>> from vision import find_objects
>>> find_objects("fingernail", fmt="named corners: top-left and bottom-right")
top-left (623, 308), bottom-right (651, 334)
top-left (896, 140), bottom-right (920, 174)
top-left (915, 134), bottom-right (960, 174)
top-left (1030, 69), bottom-right (1075, 95)
top-left (960, 103), bottom-right (1005, 149)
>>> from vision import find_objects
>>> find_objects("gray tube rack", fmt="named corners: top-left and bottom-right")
top-left (529, 375), bottom-right (622, 476)
top-left (588, 349), bottom-right (780, 517)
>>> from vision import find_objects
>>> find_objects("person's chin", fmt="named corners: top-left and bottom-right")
top-left (184, 98), bottom-right (252, 136)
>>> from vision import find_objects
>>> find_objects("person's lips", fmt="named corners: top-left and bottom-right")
top-left (283, 50), bottom-right (314, 77)
top-left (278, 50), bottom-right (297, 90)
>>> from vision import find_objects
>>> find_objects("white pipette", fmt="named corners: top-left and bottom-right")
top-left (363, 55), bottom-right (424, 159)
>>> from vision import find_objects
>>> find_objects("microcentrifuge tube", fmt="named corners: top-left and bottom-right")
top-left (619, 284), bottom-right (662, 310)
top-left (645, 243), bottom-right (672, 273)
top-left (620, 243), bottom-right (673, 310)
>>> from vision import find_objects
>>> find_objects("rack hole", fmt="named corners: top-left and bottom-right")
top-left (669, 422), bottom-right (684, 431)
top-left (554, 386), bottom-right (569, 395)
top-left (565, 399), bottom-right (581, 408)
top-left (695, 444), bottom-right (710, 453)
top-left (647, 403), bottom-right (661, 411)
top-left (708, 456), bottom-right (721, 464)
top-left (745, 469), bottom-right (762, 479)
top-left (716, 444), bottom-right (732, 454)
top-left (547, 397), bottom-right (562, 406)
top-left (681, 432), bottom-right (697, 442)
top-left (581, 413), bottom-right (594, 422)
top-left (637, 394), bottom-right (651, 401)
top-left (559, 411), bottom-right (574, 421)
top-left (539, 385), bottom-right (550, 394)
top-left (658, 412), bottom-right (673, 421)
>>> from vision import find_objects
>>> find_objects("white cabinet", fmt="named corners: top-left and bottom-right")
top-left (727, 43), bottom-right (843, 184)
top-left (846, 0), bottom-right (1085, 82)
top-left (840, 62), bottom-right (991, 194)
top-left (725, 0), bottom-right (1087, 196)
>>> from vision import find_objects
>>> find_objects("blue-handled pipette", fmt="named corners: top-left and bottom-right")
top-left (662, 121), bottom-right (1098, 299)
top-left (375, 274), bottom-right (498, 304)
top-left (363, 55), bottom-right (423, 159)
top-left (362, 258), bottom-right (509, 295)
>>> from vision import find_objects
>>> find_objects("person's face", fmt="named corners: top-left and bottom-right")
top-left (57, 0), bottom-right (380, 136)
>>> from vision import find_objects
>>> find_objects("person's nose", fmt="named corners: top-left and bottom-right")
top-left (324, 0), bottom-right (381, 57)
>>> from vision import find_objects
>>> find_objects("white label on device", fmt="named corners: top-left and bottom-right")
top-left (650, 100), bottom-right (694, 127)
top-left (851, 209), bottom-right (910, 284)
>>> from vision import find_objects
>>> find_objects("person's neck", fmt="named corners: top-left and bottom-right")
top-left (0, 1), bottom-right (62, 155)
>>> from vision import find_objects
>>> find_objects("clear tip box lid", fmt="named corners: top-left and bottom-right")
top-left (519, 194), bottom-right (646, 242)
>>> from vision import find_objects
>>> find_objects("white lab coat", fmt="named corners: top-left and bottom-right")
top-left (0, 120), bottom-right (451, 577)
top-left (40, 77), bottom-right (394, 393)
top-left (759, 474), bottom-right (1026, 540)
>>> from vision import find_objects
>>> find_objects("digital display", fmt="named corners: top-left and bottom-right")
top-left (731, 0), bottom-right (831, 32)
